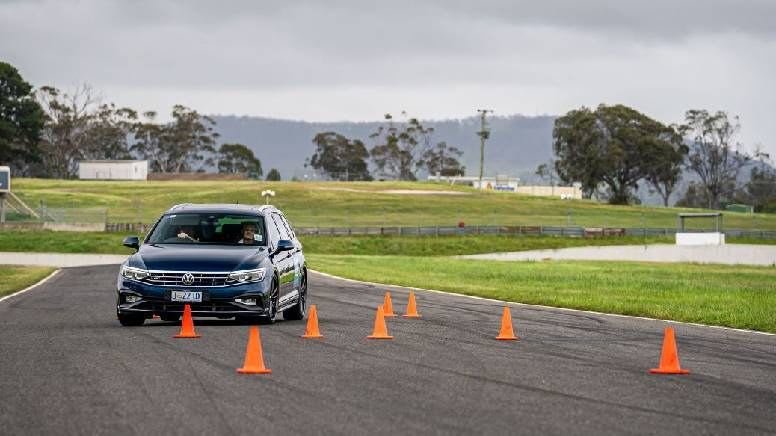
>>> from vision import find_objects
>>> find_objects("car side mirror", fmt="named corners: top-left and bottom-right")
top-left (123, 236), bottom-right (140, 250)
top-left (275, 239), bottom-right (294, 254)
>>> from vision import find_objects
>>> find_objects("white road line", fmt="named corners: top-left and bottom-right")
top-left (310, 269), bottom-right (776, 337)
top-left (0, 269), bottom-right (60, 304)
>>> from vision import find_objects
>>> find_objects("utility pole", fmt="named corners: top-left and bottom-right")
top-left (476, 109), bottom-right (493, 189)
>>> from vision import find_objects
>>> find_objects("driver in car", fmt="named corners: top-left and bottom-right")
top-left (237, 222), bottom-right (259, 245)
top-left (176, 225), bottom-right (199, 242)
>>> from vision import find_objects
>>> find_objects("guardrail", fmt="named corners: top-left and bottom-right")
top-left (291, 225), bottom-right (776, 240)
top-left (90, 223), bottom-right (776, 240)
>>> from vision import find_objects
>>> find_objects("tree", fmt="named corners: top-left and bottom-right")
top-left (82, 103), bottom-right (137, 160)
top-left (131, 105), bottom-right (219, 173)
top-left (369, 113), bottom-right (434, 180)
top-left (419, 141), bottom-right (465, 176)
top-left (0, 61), bottom-right (45, 175)
top-left (308, 132), bottom-right (372, 181)
top-left (217, 143), bottom-right (263, 178)
top-left (743, 166), bottom-right (776, 212)
top-left (739, 150), bottom-right (776, 212)
top-left (680, 110), bottom-right (750, 209)
top-left (552, 104), bottom-right (681, 204)
top-left (551, 107), bottom-right (605, 198)
top-left (675, 181), bottom-right (710, 209)
top-left (535, 160), bottom-right (558, 185)
top-left (642, 127), bottom-right (687, 206)
top-left (130, 111), bottom-right (166, 172)
top-left (37, 85), bottom-right (98, 178)
top-left (266, 168), bottom-right (281, 181)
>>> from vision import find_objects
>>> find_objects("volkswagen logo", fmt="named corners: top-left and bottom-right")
top-left (181, 273), bottom-right (195, 286)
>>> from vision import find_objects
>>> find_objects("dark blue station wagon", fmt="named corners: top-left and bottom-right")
top-left (116, 204), bottom-right (307, 326)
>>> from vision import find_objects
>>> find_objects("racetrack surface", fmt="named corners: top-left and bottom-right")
top-left (1, 266), bottom-right (775, 435)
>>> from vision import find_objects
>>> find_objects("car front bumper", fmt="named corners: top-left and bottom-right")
top-left (116, 277), bottom-right (272, 318)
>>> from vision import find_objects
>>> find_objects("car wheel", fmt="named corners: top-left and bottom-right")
top-left (283, 270), bottom-right (307, 321)
top-left (257, 279), bottom-right (279, 325)
top-left (118, 313), bottom-right (145, 326)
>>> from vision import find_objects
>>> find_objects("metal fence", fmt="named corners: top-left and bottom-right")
top-left (37, 207), bottom-right (107, 224)
top-left (289, 225), bottom-right (776, 240)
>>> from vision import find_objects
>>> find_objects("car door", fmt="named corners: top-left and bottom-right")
top-left (278, 213), bottom-right (303, 292)
top-left (270, 213), bottom-right (295, 303)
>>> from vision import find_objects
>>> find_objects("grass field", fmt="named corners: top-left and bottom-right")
top-left (13, 178), bottom-right (776, 229)
top-left (0, 231), bottom-right (773, 256)
top-left (308, 255), bottom-right (776, 333)
top-left (0, 266), bottom-right (56, 299)
top-left (6, 178), bottom-right (774, 331)
top-left (0, 231), bottom-right (666, 256)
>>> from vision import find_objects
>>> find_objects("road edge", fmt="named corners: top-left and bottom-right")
top-left (0, 269), bottom-right (60, 304)
top-left (309, 269), bottom-right (776, 337)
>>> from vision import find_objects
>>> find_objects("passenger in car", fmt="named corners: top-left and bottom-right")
top-left (237, 222), bottom-right (260, 245)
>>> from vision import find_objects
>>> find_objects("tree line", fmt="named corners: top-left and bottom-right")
top-left (0, 61), bottom-right (277, 180)
top-left (2, 61), bottom-right (464, 183)
top-left (305, 112), bottom-right (465, 181)
top-left (544, 104), bottom-right (775, 212)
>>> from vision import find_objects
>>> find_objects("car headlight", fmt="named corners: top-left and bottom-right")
top-left (121, 266), bottom-right (150, 281)
top-left (227, 268), bottom-right (266, 284)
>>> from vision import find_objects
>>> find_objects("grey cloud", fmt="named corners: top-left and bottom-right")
top-left (0, 0), bottom-right (773, 153)
top-left (59, 0), bottom-right (776, 39)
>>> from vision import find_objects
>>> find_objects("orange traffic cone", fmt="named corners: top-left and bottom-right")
top-left (402, 291), bottom-right (421, 318)
top-left (383, 291), bottom-right (397, 317)
top-left (649, 327), bottom-right (690, 374)
top-left (237, 326), bottom-right (272, 374)
top-left (495, 306), bottom-right (518, 340)
top-left (174, 304), bottom-right (201, 338)
top-left (367, 305), bottom-right (393, 339)
top-left (302, 304), bottom-right (323, 339)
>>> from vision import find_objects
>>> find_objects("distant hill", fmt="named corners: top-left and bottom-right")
top-left (210, 114), bottom-right (557, 181)
top-left (210, 114), bottom-right (772, 206)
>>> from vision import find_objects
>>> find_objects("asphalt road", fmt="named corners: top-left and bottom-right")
top-left (1, 265), bottom-right (775, 435)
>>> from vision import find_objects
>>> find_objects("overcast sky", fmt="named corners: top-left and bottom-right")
top-left (2, 0), bottom-right (774, 154)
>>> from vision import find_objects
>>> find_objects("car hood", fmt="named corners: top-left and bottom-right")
top-left (129, 244), bottom-right (268, 272)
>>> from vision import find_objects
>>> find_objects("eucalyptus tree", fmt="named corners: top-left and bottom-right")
top-left (680, 110), bottom-right (750, 209)
top-left (369, 112), bottom-right (434, 180)
top-left (0, 61), bottom-right (45, 175)
top-left (552, 104), bottom-right (683, 204)
top-left (309, 131), bottom-right (372, 181)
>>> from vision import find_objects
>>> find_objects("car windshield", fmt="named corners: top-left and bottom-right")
top-left (145, 213), bottom-right (266, 246)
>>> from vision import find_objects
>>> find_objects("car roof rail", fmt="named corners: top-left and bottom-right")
top-left (168, 203), bottom-right (192, 211)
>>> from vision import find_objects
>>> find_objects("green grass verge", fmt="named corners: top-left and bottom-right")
top-left (13, 178), bottom-right (776, 229)
top-left (0, 231), bottom-right (772, 255)
top-left (0, 266), bottom-right (56, 298)
top-left (300, 234), bottom-right (676, 256)
top-left (308, 254), bottom-right (776, 333)
top-left (0, 231), bottom-right (136, 254)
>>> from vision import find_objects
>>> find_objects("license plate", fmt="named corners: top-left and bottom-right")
top-left (171, 291), bottom-right (202, 302)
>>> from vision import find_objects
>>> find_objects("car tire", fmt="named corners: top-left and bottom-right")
top-left (118, 313), bottom-right (145, 326)
top-left (283, 270), bottom-right (307, 321)
top-left (257, 279), bottom-right (279, 325)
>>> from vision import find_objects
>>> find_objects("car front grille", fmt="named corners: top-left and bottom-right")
top-left (135, 301), bottom-right (255, 313)
top-left (145, 271), bottom-right (230, 287)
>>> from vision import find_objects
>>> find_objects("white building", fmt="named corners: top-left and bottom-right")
top-left (427, 174), bottom-right (582, 199)
top-left (78, 160), bottom-right (149, 180)
top-left (428, 175), bottom-right (520, 191)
